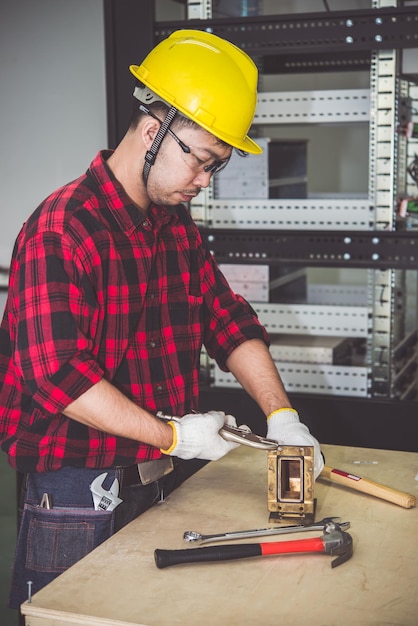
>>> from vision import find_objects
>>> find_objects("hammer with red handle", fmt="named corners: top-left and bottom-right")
top-left (155, 522), bottom-right (353, 570)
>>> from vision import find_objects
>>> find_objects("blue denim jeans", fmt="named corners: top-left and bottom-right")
top-left (9, 460), bottom-right (202, 609)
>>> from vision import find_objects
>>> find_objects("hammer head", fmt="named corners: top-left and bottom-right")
top-left (322, 521), bottom-right (353, 568)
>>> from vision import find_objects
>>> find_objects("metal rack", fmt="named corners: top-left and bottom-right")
top-left (103, 0), bottom-right (418, 450)
top-left (175, 0), bottom-right (418, 402)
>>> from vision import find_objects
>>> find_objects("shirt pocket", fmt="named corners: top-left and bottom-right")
top-left (167, 293), bottom-right (204, 330)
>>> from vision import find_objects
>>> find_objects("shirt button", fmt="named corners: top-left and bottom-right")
top-left (149, 340), bottom-right (157, 348)
top-left (155, 384), bottom-right (163, 393)
top-left (143, 218), bottom-right (151, 229)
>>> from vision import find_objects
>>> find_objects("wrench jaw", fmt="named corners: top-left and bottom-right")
top-left (90, 473), bottom-right (123, 512)
top-left (183, 531), bottom-right (202, 543)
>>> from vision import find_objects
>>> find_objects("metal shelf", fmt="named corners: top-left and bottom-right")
top-left (200, 228), bottom-right (418, 269)
top-left (191, 88), bottom-right (372, 230)
top-left (255, 89), bottom-right (370, 124)
top-left (155, 6), bottom-right (418, 70)
top-left (212, 363), bottom-right (369, 397)
top-left (253, 303), bottom-right (369, 337)
top-left (192, 199), bottom-right (374, 231)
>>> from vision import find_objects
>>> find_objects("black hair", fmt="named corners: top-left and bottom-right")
top-left (129, 94), bottom-right (199, 134)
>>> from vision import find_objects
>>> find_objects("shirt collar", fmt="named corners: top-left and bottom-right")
top-left (88, 150), bottom-right (178, 234)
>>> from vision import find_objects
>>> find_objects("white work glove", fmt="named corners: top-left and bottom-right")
top-left (223, 412), bottom-right (251, 433)
top-left (266, 408), bottom-right (324, 480)
top-left (160, 411), bottom-right (240, 461)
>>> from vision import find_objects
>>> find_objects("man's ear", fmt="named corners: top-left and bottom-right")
top-left (141, 117), bottom-right (160, 149)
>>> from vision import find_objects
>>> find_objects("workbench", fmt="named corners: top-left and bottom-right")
top-left (21, 444), bottom-right (418, 626)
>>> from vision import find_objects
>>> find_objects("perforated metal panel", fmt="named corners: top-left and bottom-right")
top-left (367, 38), bottom-right (408, 396)
top-left (213, 363), bottom-right (369, 397)
top-left (369, 52), bottom-right (398, 231)
top-left (406, 83), bottom-right (418, 202)
top-left (191, 199), bottom-right (374, 230)
top-left (156, 5), bottom-right (418, 58)
top-left (255, 89), bottom-right (370, 125)
top-left (253, 303), bottom-right (369, 337)
top-left (307, 284), bottom-right (368, 306)
top-left (187, 0), bottom-right (212, 19)
top-left (200, 229), bottom-right (418, 269)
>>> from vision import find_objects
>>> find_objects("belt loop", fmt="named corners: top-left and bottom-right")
top-left (115, 466), bottom-right (124, 488)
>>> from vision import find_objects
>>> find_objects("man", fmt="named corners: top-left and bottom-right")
top-left (0, 29), bottom-right (323, 608)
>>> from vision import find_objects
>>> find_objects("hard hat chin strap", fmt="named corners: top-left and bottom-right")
top-left (143, 105), bottom-right (178, 186)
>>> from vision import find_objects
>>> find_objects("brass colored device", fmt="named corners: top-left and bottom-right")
top-left (157, 414), bottom-right (316, 522)
top-left (268, 446), bottom-right (315, 522)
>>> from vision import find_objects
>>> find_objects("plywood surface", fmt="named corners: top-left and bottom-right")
top-left (22, 444), bottom-right (418, 626)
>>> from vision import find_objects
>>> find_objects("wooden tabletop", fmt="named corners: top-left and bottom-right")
top-left (21, 443), bottom-right (418, 626)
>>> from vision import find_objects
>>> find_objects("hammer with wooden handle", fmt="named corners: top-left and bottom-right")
top-left (320, 465), bottom-right (416, 509)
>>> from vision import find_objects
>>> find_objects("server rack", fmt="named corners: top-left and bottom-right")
top-left (104, 0), bottom-right (418, 450)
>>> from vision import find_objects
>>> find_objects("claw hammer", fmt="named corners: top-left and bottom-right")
top-left (155, 522), bottom-right (353, 569)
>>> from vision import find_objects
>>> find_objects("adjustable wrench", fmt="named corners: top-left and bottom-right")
top-left (90, 473), bottom-right (123, 511)
top-left (183, 516), bottom-right (350, 544)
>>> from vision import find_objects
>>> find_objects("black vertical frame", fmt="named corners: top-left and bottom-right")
top-left (103, 0), bottom-right (155, 148)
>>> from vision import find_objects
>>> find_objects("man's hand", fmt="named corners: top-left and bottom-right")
top-left (267, 408), bottom-right (324, 479)
top-left (160, 411), bottom-right (240, 461)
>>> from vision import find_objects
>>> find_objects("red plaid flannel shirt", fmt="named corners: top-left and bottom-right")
top-left (0, 151), bottom-right (268, 472)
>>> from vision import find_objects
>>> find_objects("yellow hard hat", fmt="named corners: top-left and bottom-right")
top-left (129, 29), bottom-right (262, 155)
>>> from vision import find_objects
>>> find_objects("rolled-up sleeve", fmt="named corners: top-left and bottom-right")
top-left (10, 229), bottom-right (104, 415)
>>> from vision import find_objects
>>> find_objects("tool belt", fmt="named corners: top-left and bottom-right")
top-left (116, 457), bottom-right (174, 488)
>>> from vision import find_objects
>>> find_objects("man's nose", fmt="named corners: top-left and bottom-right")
top-left (192, 170), bottom-right (212, 188)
